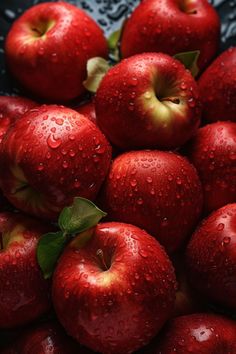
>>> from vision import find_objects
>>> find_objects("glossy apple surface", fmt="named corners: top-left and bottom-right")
top-left (99, 150), bottom-right (203, 254)
top-left (52, 222), bottom-right (177, 354)
top-left (0, 95), bottom-right (37, 144)
top-left (0, 212), bottom-right (51, 329)
top-left (121, 0), bottom-right (220, 71)
top-left (95, 53), bottom-right (201, 150)
top-left (5, 2), bottom-right (108, 102)
top-left (0, 105), bottom-right (111, 220)
top-left (198, 47), bottom-right (236, 122)
top-left (152, 313), bottom-right (236, 353)
top-left (74, 101), bottom-right (96, 125)
top-left (187, 121), bottom-right (236, 214)
top-left (4, 322), bottom-right (83, 354)
top-left (186, 203), bottom-right (236, 310)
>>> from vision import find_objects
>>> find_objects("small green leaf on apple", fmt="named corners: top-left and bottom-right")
top-left (58, 197), bottom-right (107, 234)
top-left (173, 50), bottom-right (200, 77)
top-left (37, 231), bottom-right (67, 279)
top-left (37, 197), bottom-right (107, 279)
top-left (108, 28), bottom-right (122, 62)
top-left (83, 57), bottom-right (110, 93)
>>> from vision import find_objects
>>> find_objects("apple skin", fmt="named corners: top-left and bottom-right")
top-left (1, 322), bottom-right (86, 354)
top-left (120, 0), bottom-right (220, 72)
top-left (0, 105), bottom-right (112, 220)
top-left (186, 121), bottom-right (236, 215)
top-left (74, 100), bottom-right (96, 125)
top-left (0, 95), bottom-right (37, 144)
top-left (150, 313), bottom-right (236, 353)
top-left (198, 47), bottom-right (236, 123)
top-left (5, 2), bottom-right (108, 102)
top-left (0, 212), bottom-right (51, 329)
top-left (171, 253), bottom-right (205, 317)
top-left (52, 222), bottom-right (177, 354)
top-left (186, 203), bottom-right (236, 311)
top-left (95, 53), bottom-right (202, 150)
top-left (99, 150), bottom-right (203, 254)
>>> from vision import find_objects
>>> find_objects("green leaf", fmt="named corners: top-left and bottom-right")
top-left (58, 197), bottom-right (107, 235)
top-left (108, 29), bottom-right (122, 63)
top-left (37, 231), bottom-right (67, 279)
top-left (83, 57), bottom-right (110, 93)
top-left (173, 50), bottom-right (200, 77)
top-left (108, 29), bottom-right (122, 50)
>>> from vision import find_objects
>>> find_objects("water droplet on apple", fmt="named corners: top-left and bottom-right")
top-left (222, 236), bottom-right (231, 245)
top-left (38, 47), bottom-right (45, 56)
top-left (47, 134), bottom-right (62, 149)
top-left (37, 163), bottom-right (44, 171)
top-left (139, 250), bottom-right (148, 258)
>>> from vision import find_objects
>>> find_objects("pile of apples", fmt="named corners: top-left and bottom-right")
top-left (0, 1), bottom-right (236, 353)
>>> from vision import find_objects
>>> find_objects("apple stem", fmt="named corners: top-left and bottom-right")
top-left (96, 249), bottom-right (109, 271)
top-left (160, 97), bottom-right (180, 104)
top-left (0, 233), bottom-right (3, 251)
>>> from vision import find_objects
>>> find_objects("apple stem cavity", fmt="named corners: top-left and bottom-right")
top-left (160, 97), bottom-right (180, 104)
top-left (37, 197), bottom-right (107, 279)
top-left (96, 249), bottom-right (109, 271)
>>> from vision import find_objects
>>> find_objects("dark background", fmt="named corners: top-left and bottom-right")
top-left (0, 0), bottom-right (235, 95)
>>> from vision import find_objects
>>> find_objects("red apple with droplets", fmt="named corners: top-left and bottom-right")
top-left (5, 2), bottom-right (108, 102)
top-left (99, 150), bottom-right (203, 254)
top-left (186, 121), bottom-right (236, 214)
top-left (95, 53), bottom-right (202, 150)
top-left (186, 203), bottom-right (236, 311)
top-left (0, 105), bottom-right (111, 220)
top-left (120, 0), bottom-right (220, 71)
top-left (52, 222), bottom-right (177, 354)
top-left (198, 47), bottom-right (236, 123)
top-left (0, 95), bottom-right (37, 144)
top-left (1, 322), bottom-right (85, 354)
top-left (149, 313), bottom-right (236, 353)
top-left (0, 212), bottom-right (51, 329)
top-left (74, 100), bottom-right (96, 125)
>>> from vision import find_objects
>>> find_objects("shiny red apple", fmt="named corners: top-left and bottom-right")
top-left (99, 150), bottom-right (203, 253)
top-left (74, 100), bottom-right (96, 125)
top-left (5, 2), bottom-right (108, 102)
top-left (198, 47), bottom-right (236, 123)
top-left (151, 313), bottom-right (236, 353)
top-left (187, 121), bottom-right (236, 214)
top-left (121, 0), bottom-right (220, 71)
top-left (0, 212), bottom-right (51, 329)
top-left (186, 203), bottom-right (236, 311)
top-left (0, 105), bottom-right (112, 220)
top-left (0, 95), bottom-right (37, 144)
top-left (52, 222), bottom-right (177, 354)
top-left (95, 53), bottom-right (202, 150)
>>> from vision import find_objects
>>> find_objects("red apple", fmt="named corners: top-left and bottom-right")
top-left (198, 47), bottom-right (236, 123)
top-left (0, 212), bottom-right (51, 329)
top-left (52, 222), bottom-right (177, 354)
top-left (95, 53), bottom-right (202, 150)
top-left (186, 203), bottom-right (236, 311)
top-left (0, 95), bottom-right (37, 144)
top-left (171, 253), bottom-right (205, 317)
top-left (120, 0), bottom-right (220, 71)
top-left (5, 2), bottom-right (108, 102)
top-left (1, 322), bottom-right (85, 354)
top-left (186, 121), bottom-right (236, 214)
top-left (99, 150), bottom-right (203, 254)
top-left (151, 313), bottom-right (236, 353)
top-left (74, 100), bottom-right (96, 125)
top-left (0, 105), bottom-right (111, 220)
